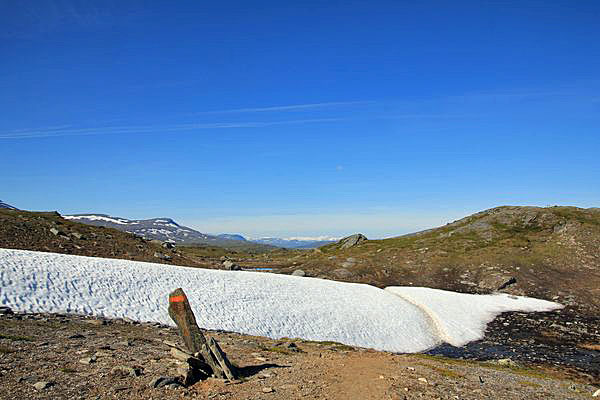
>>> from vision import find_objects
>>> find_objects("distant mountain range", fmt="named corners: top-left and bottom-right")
top-left (63, 214), bottom-right (334, 250)
top-left (22, 210), bottom-right (335, 250)
top-left (251, 237), bottom-right (337, 249)
top-left (0, 200), bottom-right (17, 210)
top-left (217, 233), bottom-right (336, 249)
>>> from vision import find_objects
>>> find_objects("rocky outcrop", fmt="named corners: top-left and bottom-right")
top-left (338, 234), bottom-right (367, 249)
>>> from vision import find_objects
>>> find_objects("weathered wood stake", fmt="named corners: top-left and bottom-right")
top-left (167, 288), bottom-right (237, 380)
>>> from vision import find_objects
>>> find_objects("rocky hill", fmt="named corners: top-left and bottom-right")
top-left (0, 209), bottom-right (206, 267)
top-left (276, 206), bottom-right (600, 313)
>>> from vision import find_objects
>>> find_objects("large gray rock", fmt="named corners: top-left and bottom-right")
top-left (223, 260), bottom-right (241, 271)
top-left (291, 270), bottom-right (306, 277)
top-left (338, 234), bottom-right (367, 249)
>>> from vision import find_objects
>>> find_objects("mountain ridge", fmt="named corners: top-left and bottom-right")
top-left (63, 214), bottom-right (273, 252)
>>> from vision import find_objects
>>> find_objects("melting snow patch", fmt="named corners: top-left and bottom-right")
top-left (385, 286), bottom-right (562, 347)
top-left (0, 249), bottom-right (561, 353)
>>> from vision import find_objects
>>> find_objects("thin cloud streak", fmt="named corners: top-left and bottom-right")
top-left (194, 101), bottom-right (373, 114)
top-left (0, 118), bottom-right (344, 140)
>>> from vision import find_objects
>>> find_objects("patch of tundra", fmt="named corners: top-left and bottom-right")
top-left (0, 249), bottom-right (561, 353)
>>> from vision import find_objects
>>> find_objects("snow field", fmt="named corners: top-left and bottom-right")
top-left (0, 248), bottom-right (562, 352)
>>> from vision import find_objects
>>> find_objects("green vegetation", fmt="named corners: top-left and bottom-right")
top-left (415, 362), bottom-right (465, 379)
top-left (0, 332), bottom-right (34, 341)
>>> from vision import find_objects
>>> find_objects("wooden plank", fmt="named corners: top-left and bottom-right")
top-left (167, 288), bottom-right (225, 378)
top-left (208, 337), bottom-right (237, 381)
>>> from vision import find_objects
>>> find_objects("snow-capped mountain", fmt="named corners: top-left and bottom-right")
top-left (0, 200), bottom-right (18, 210)
top-left (64, 214), bottom-right (216, 244)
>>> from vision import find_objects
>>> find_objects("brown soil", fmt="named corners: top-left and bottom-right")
top-left (1, 312), bottom-right (598, 400)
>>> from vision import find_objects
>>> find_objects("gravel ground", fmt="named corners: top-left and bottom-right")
top-left (1, 311), bottom-right (599, 400)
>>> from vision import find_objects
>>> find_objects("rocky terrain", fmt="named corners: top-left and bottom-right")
top-left (253, 206), bottom-right (600, 314)
top-left (1, 204), bottom-right (600, 398)
top-left (1, 309), bottom-right (599, 400)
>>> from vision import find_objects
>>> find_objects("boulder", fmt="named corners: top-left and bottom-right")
top-left (291, 270), bottom-right (306, 277)
top-left (149, 376), bottom-right (180, 389)
top-left (223, 260), bottom-right (241, 271)
top-left (338, 234), bottom-right (367, 249)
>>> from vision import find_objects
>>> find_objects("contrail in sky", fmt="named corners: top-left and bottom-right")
top-left (0, 118), bottom-right (343, 140)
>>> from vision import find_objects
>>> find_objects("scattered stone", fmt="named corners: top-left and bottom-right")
top-left (68, 333), bottom-right (85, 339)
top-left (479, 274), bottom-right (517, 291)
top-left (495, 358), bottom-right (519, 368)
top-left (79, 356), bottom-right (96, 364)
top-left (262, 386), bottom-right (274, 393)
top-left (94, 350), bottom-right (112, 357)
top-left (70, 232), bottom-right (85, 240)
top-left (284, 342), bottom-right (301, 352)
top-left (162, 241), bottom-right (176, 249)
top-left (498, 277), bottom-right (517, 291)
top-left (49, 228), bottom-right (60, 236)
top-left (153, 252), bottom-right (172, 261)
top-left (223, 260), bottom-right (241, 271)
top-left (33, 381), bottom-right (53, 390)
top-left (418, 377), bottom-right (428, 384)
top-left (291, 269), bottom-right (306, 277)
top-left (111, 365), bottom-right (142, 377)
top-left (18, 376), bottom-right (38, 383)
top-left (332, 268), bottom-right (353, 279)
top-left (592, 388), bottom-right (600, 397)
top-left (149, 376), bottom-right (180, 388)
top-left (338, 234), bottom-right (367, 249)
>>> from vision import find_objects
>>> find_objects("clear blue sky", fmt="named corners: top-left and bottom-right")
top-left (1, 1), bottom-right (599, 238)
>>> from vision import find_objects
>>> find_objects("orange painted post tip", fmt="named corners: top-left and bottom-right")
top-left (169, 295), bottom-right (185, 303)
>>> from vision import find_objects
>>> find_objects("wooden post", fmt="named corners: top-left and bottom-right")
top-left (168, 288), bottom-right (237, 380)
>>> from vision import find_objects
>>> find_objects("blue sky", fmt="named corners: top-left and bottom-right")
top-left (1, 1), bottom-right (599, 238)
